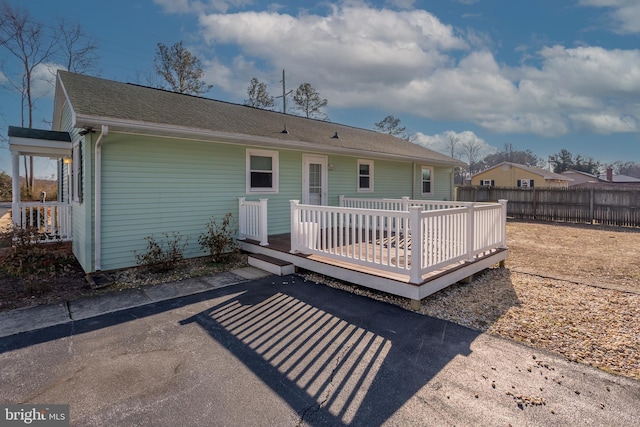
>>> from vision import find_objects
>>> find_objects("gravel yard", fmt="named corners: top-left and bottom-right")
top-left (305, 220), bottom-right (640, 381)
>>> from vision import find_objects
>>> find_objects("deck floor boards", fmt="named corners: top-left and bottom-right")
top-left (243, 233), bottom-right (505, 287)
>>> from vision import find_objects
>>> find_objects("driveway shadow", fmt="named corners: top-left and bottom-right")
top-left (180, 274), bottom-right (484, 426)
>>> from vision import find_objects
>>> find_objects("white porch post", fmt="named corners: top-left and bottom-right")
top-left (499, 199), bottom-right (508, 249)
top-left (238, 197), bottom-right (246, 240)
top-left (409, 206), bottom-right (423, 284)
top-left (466, 204), bottom-right (476, 261)
top-left (11, 152), bottom-right (20, 226)
top-left (339, 194), bottom-right (344, 207)
top-left (259, 198), bottom-right (269, 246)
top-left (290, 200), bottom-right (300, 253)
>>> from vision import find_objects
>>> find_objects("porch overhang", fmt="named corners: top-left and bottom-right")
top-left (8, 126), bottom-right (72, 158)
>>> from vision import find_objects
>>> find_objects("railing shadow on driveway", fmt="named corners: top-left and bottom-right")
top-left (0, 270), bottom-right (520, 425)
top-left (178, 273), bottom-right (518, 426)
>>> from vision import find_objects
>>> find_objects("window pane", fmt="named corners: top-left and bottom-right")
top-left (251, 171), bottom-right (273, 188)
top-left (250, 155), bottom-right (272, 170)
top-left (422, 181), bottom-right (431, 193)
top-left (359, 164), bottom-right (370, 175)
top-left (422, 168), bottom-right (431, 181)
top-left (359, 176), bottom-right (370, 189)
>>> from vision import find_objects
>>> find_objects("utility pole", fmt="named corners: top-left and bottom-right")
top-left (277, 69), bottom-right (292, 114)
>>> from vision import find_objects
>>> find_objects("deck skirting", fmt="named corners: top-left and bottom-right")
top-left (240, 236), bottom-right (508, 302)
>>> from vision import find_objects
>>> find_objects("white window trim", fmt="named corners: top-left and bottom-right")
top-left (246, 149), bottom-right (279, 194)
top-left (357, 159), bottom-right (374, 193)
top-left (72, 142), bottom-right (81, 203)
top-left (421, 166), bottom-right (434, 196)
top-left (481, 179), bottom-right (494, 187)
top-left (518, 179), bottom-right (533, 188)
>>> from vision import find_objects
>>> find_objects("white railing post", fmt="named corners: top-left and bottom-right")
top-left (259, 198), bottom-right (269, 246)
top-left (290, 200), bottom-right (300, 253)
top-left (409, 206), bottom-right (423, 284)
top-left (402, 196), bottom-right (410, 212)
top-left (339, 195), bottom-right (345, 207)
top-left (499, 199), bottom-right (508, 249)
top-left (466, 204), bottom-right (475, 261)
top-left (238, 197), bottom-right (246, 240)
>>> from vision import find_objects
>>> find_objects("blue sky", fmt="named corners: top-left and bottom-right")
top-left (1, 0), bottom-right (639, 177)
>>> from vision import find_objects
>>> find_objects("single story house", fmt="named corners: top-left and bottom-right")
top-left (561, 168), bottom-right (640, 188)
top-left (471, 162), bottom-right (571, 189)
top-left (9, 71), bottom-right (508, 306)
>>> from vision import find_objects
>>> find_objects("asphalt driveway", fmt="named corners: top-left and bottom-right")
top-left (1, 274), bottom-right (638, 426)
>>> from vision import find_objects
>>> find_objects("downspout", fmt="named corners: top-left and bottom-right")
top-left (412, 163), bottom-right (416, 199)
top-left (94, 125), bottom-right (109, 271)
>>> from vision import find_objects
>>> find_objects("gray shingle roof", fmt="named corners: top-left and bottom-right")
top-left (57, 71), bottom-right (463, 166)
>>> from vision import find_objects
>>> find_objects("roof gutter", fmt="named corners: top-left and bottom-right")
top-left (74, 114), bottom-right (465, 168)
top-left (94, 125), bottom-right (109, 271)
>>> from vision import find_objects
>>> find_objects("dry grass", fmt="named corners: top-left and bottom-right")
top-left (505, 220), bottom-right (640, 293)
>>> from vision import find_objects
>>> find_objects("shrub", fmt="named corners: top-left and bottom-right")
top-left (0, 227), bottom-right (77, 293)
top-left (134, 232), bottom-right (187, 273)
top-left (198, 213), bottom-right (239, 263)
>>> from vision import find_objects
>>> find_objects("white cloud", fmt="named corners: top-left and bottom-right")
top-left (579, 0), bottom-right (640, 34)
top-left (184, 3), bottom-right (640, 137)
top-left (413, 130), bottom-right (497, 160)
top-left (569, 113), bottom-right (637, 133)
top-left (32, 63), bottom-right (65, 99)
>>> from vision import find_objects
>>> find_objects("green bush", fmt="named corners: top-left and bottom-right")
top-left (134, 232), bottom-right (187, 273)
top-left (198, 213), bottom-right (239, 263)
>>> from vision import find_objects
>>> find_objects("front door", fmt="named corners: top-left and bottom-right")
top-left (302, 154), bottom-right (328, 205)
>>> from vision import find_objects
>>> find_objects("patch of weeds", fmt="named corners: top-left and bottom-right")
top-left (0, 227), bottom-right (77, 294)
top-left (134, 232), bottom-right (188, 273)
top-left (198, 213), bottom-right (239, 263)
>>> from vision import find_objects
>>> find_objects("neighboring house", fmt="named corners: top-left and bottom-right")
top-left (561, 168), bottom-right (640, 188)
top-left (9, 71), bottom-right (467, 275)
top-left (560, 169), bottom-right (601, 187)
top-left (471, 162), bottom-right (572, 189)
top-left (597, 167), bottom-right (640, 184)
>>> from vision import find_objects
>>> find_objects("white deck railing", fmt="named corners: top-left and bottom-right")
top-left (291, 197), bottom-right (507, 284)
top-left (11, 202), bottom-right (72, 242)
top-left (238, 197), bottom-right (269, 246)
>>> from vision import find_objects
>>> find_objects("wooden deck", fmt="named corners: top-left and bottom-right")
top-left (240, 233), bottom-right (508, 306)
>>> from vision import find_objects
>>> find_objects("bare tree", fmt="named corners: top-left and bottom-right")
top-left (244, 77), bottom-right (274, 109)
top-left (447, 135), bottom-right (459, 159)
top-left (0, 1), bottom-right (58, 193)
top-left (461, 140), bottom-right (483, 175)
top-left (56, 18), bottom-right (99, 75)
top-left (292, 83), bottom-right (329, 120)
top-left (154, 41), bottom-right (212, 95)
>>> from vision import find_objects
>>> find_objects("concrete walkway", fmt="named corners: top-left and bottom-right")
top-left (0, 266), bottom-right (271, 338)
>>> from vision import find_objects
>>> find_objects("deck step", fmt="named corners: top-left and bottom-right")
top-left (248, 253), bottom-right (295, 276)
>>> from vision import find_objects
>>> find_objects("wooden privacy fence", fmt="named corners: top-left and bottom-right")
top-left (457, 186), bottom-right (640, 227)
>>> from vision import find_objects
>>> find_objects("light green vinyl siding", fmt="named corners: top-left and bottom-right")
top-left (57, 100), bottom-right (94, 273)
top-left (87, 132), bottom-right (455, 272)
top-left (327, 157), bottom-right (454, 204)
top-left (98, 134), bottom-right (305, 271)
